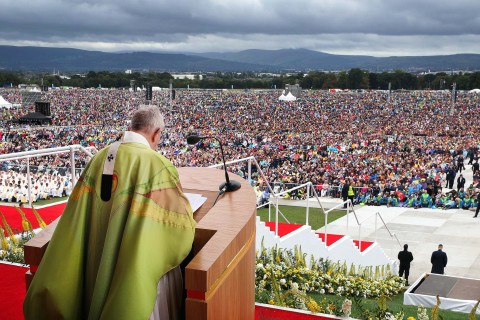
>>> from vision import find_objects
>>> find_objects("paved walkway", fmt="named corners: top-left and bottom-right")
top-left (273, 163), bottom-right (479, 282)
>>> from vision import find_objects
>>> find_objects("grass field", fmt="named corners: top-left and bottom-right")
top-left (256, 204), bottom-right (345, 230)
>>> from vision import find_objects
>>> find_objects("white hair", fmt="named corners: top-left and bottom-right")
top-left (130, 105), bottom-right (164, 132)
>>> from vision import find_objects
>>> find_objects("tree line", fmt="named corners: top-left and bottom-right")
top-left (2, 69), bottom-right (480, 91)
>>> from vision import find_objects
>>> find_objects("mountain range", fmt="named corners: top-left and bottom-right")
top-left (0, 45), bottom-right (479, 72)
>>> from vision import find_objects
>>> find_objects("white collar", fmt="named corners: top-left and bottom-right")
top-left (122, 131), bottom-right (150, 148)
top-left (103, 131), bottom-right (150, 177)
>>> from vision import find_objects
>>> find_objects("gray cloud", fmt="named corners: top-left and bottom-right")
top-left (0, 0), bottom-right (479, 55)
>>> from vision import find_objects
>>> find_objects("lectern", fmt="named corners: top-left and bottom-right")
top-left (24, 167), bottom-right (257, 320)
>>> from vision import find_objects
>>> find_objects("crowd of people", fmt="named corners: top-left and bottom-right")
top-left (1, 88), bottom-right (480, 208)
top-left (0, 170), bottom-right (73, 203)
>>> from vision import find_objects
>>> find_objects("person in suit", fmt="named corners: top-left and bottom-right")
top-left (473, 190), bottom-right (480, 218)
top-left (341, 180), bottom-right (349, 209)
top-left (398, 244), bottom-right (414, 285)
top-left (457, 174), bottom-right (466, 191)
top-left (431, 244), bottom-right (448, 274)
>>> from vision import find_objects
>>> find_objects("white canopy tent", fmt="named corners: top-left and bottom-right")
top-left (284, 92), bottom-right (297, 101)
top-left (469, 88), bottom-right (480, 94)
top-left (0, 96), bottom-right (13, 109)
top-left (279, 91), bottom-right (297, 101)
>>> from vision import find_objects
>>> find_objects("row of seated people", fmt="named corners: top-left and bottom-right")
top-left (353, 189), bottom-right (479, 210)
top-left (0, 171), bottom-right (73, 203)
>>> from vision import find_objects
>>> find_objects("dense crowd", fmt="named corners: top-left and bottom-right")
top-left (1, 88), bottom-right (480, 208)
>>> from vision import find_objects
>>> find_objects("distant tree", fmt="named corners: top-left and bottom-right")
top-left (337, 71), bottom-right (348, 89)
top-left (368, 72), bottom-right (378, 89)
top-left (322, 73), bottom-right (338, 89)
top-left (347, 68), bottom-right (368, 89)
top-left (0, 71), bottom-right (22, 86)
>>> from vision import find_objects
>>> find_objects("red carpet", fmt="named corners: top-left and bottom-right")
top-left (0, 263), bottom-right (28, 320)
top-left (316, 232), bottom-right (374, 251)
top-left (256, 304), bottom-right (341, 319)
top-left (264, 221), bottom-right (304, 237)
top-left (316, 232), bottom-right (344, 246)
top-left (353, 239), bottom-right (374, 252)
top-left (0, 203), bottom-right (66, 235)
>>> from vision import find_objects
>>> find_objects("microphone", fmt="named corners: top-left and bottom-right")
top-left (186, 134), bottom-right (241, 192)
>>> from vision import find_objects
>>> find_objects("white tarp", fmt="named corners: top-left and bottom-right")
top-left (404, 273), bottom-right (480, 314)
top-left (0, 96), bottom-right (12, 109)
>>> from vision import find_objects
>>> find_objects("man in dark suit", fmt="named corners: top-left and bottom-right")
top-left (431, 244), bottom-right (448, 274)
top-left (446, 168), bottom-right (456, 189)
top-left (473, 161), bottom-right (479, 176)
top-left (398, 244), bottom-right (414, 285)
top-left (474, 190), bottom-right (480, 218)
top-left (341, 180), bottom-right (349, 208)
top-left (457, 174), bottom-right (466, 191)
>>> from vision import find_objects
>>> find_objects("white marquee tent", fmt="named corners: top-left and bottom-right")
top-left (0, 96), bottom-right (12, 109)
top-left (279, 92), bottom-right (297, 101)
top-left (469, 88), bottom-right (480, 94)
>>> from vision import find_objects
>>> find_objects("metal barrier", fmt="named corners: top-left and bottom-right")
top-left (269, 182), bottom-right (372, 200)
top-left (324, 199), bottom-right (402, 252)
top-left (209, 157), bottom-right (327, 237)
top-left (0, 145), bottom-right (97, 206)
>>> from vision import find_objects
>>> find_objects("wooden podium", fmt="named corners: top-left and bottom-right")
top-left (24, 167), bottom-right (257, 320)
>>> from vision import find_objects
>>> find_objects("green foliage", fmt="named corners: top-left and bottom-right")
top-left (469, 299), bottom-right (480, 320)
top-left (0, 231), bottom-right (34, 264)
top-left (4, 69), bottom-right (480, 90)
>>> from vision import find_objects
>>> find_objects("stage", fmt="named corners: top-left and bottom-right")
top-left (405, 273), bottom-right (480, 314)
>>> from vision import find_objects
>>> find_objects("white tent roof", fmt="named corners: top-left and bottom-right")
top-left (284, 92), bottom-right (297, 101)
top-left (469, 88), bottom-right (480, 93)
top-left (279, 91), bottom-right (297, 101)
top-left (0, 96), bottom-right (12, 109)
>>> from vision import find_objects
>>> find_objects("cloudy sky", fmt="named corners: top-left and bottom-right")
top-left (0, 0), bottom-right (479, 56)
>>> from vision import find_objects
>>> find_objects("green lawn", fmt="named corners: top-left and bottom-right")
top-left (309, 292), bottom-right (470, 320)
top-left (257, 204), bottom-right (345, 230)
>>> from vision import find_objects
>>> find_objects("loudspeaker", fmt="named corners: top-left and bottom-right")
top-left (35, 101), bottom-right (51, 117)
top-left (172, 89), bottom-right (176, 100)
top-left (130, 80), bottom-right (136, 92)
top-left (41, 86), bottom-right (49, 92)
top-left (146, 84), bottom-right (152, 101)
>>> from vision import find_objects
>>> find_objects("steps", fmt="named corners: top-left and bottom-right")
top-left (256, 218), bottom-right (394, 270)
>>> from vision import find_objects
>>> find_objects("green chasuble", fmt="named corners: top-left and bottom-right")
top-left (24, 134), bottom-right (196, 320)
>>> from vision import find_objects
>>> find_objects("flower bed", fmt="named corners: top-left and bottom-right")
top-left (256, 245), bottom-right (404, 302)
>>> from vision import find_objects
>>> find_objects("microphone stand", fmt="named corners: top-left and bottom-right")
top-left (186, 135), bottom-right (241, 192)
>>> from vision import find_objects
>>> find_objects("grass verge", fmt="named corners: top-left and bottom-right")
top-left (257, 204), bottom-right (346, 230)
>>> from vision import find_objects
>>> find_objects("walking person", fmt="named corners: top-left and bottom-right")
top-left (431, 244), bottom-right (448, 275)
top-left (398, 244), bottom-right (414, 285)
top-left (457, 155), bottom-right (466, 173)
top-left (473, 190), bottom-right (480, 218)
